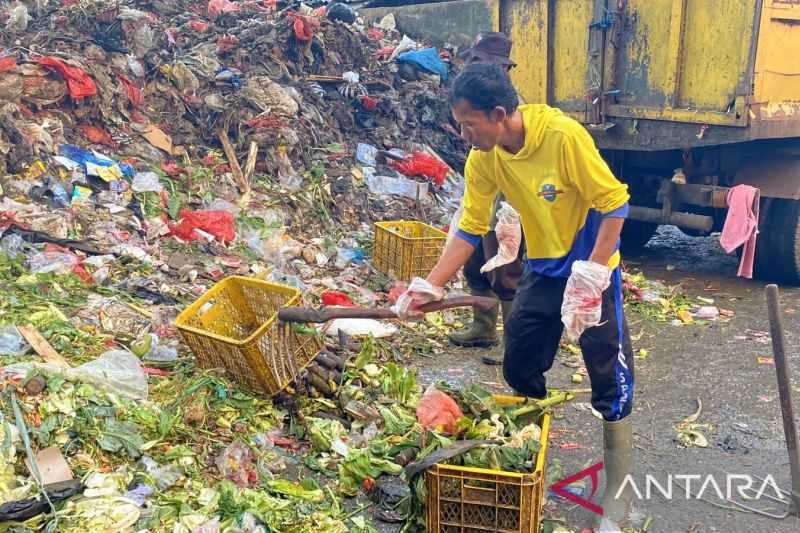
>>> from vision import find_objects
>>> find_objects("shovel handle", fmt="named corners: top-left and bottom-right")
top-left (278, 295), bottom-right (498, 323)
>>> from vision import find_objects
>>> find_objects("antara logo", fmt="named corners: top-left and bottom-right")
top-left (550, 463), bottom-right (785, 516)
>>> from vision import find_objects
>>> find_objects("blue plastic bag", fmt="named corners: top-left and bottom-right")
top-left (396, 48), bottom-right (448, 80)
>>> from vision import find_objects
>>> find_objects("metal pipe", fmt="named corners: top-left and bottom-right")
top-left (766, 284), bottom-right (800, 516)
top-left (628, 206), bottom-right (714, 231)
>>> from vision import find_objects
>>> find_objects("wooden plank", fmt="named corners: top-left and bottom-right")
top-left (17, 325), bottom-right (70, 368)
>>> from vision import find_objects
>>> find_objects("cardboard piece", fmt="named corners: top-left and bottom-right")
top-left (25, 446), bottom-right (74, 485)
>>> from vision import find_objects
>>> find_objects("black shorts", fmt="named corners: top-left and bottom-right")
top-left (503, 267), bottom-right (634, 421)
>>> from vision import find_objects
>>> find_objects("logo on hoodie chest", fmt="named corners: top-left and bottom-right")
top-left (538, 183), bottom-right (565, 202)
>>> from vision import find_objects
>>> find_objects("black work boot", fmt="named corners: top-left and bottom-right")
top-left (448, 289), bottom-right (498, 348)
top-left (481, 299), bottom-right (513, 365)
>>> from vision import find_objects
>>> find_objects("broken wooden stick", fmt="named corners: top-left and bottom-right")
top-left (216, 125), bottom-right (249, 194)
top-left (243, 141), bottom-right (258, 183)
top-left (17, 325), bottom-right (70, 369)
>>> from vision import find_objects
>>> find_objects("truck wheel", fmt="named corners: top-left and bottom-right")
top-left (620, 220), bottom-right (658, 255)
top-left (754, 198), bottom-right (800, 284)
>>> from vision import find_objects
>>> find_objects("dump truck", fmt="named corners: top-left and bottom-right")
top-left (366, 0), bottom-right (800, 282)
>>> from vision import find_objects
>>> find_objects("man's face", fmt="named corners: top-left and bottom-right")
top-left (451, 99), bottom-right (506, 152)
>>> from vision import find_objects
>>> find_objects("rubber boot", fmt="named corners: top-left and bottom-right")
top-left (597, 417), bottom-right (633, 532)
top-left (481, 299), bottom-right (513, 365)
top-left (448, 290), bottom-right (498, 348)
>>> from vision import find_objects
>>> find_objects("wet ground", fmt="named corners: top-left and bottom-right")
top-left (408, 227), bottom-right (800, 533)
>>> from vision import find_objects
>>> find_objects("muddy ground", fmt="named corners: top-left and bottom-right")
top-left (409, 226), bottom-right (800, 533)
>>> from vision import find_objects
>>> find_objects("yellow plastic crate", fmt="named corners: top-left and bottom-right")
top-left (174, 276), bottom-right (322, 396)
top-left (425, 396), bottom-right (551, 533)
top-left (372, 220), bottom-right (447, 281)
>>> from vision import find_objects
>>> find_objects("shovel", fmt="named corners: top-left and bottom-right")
top-left (278, 295), bottom-right (498, 323)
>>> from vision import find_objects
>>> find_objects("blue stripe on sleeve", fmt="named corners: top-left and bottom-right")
top-left (455, 229), bottom-right (482, 247)
top-left (602, 202), bottom-right (629, 219)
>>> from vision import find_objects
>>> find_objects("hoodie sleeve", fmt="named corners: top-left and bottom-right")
top-left (456, 150), bottom-right (498, 246)
top-left (561, 123), bottom-right (630, 217)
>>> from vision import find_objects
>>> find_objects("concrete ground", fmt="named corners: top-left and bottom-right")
top-left (409, 227), bottom-right (800, 533)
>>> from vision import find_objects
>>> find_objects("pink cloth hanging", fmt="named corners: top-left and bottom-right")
top-left (720, 185), bottom-right (760, 279)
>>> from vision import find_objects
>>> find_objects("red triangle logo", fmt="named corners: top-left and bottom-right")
top-left (550, 461), bottom-right (604, 516)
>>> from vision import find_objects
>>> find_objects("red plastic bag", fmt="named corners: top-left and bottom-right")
top-left (416, 387), bottom-right (463, 434)
top-left (321, 290), bottom-right (355, 307)
top-left (188, 20), bottom-right (209, 32)
top-left (0, 56), bottom-right (17, 73)
top-left (208, 0), bottom-right (240, 20)
top-left (77, 124), bottom-right (114, 146)
top-left (288, 12), bottom-right (319, 42)
top-left (119, 76), bottom-right (144, 107)
top-left (389, 152), bottom-right (449, 187)
top-left (170, 209), bottom-right (236, 243)
top-left (35, 56), bottom-right (97, 99)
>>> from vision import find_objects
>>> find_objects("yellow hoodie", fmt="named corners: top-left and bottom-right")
top-left (456, 104), bottom-right (630, 277)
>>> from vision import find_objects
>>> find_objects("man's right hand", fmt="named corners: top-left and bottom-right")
top-left (392, 277), bottom-right (445, 320)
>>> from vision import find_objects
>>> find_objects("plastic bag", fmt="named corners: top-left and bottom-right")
top-left (561, 260), bottom-right (611, 341)
top-left (481, 202), bottom-right (521, 273)
top-left (321, 290), bottom-right (354, 307)
top-left (27, 251), bottom-right (79, 275)
top-left (216, 440), bottom-right (258, 488)
top-left (276, 148), bottom-right (303, 191)
top-left (4, 350), bottom-right (149, 400)
top-left (416, 386), bottom-right (463, 434)
top-left (5, 3), bottom-right (31, 33)
top-left (0, 326), bottom-right (29, 356)
top-left (131, 172), bottom-right (163, 193)
top-left (140, 456), bottom-right (183, 490)
top-left (68, 350), bottom-right (149, 400)
top-left (389, 152), bottom-right (449, 186)
top-left (170, 209), bottom-right (236, 243)
top-left (208, 0), bottom-right (240, 20)
top-left (334, 238), bottom-right (364, 268)
top-left (324, 318), bottom-right (397, 339)
top-left (36, 57), bottom-right (97, 99)
top-left (365, 169), bottom-right (427, 199)
top-left (0, 234), bottom-right (27, 258)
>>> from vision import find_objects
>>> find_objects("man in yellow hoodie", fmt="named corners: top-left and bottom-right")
top-left (395, 63), bottom-right (634, 529)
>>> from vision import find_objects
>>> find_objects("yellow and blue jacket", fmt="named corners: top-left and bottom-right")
top-left (456, 104), bottom-right (630, 277)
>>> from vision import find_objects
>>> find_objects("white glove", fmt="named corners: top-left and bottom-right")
top-left (480, 202), bottom-right (521, 273)
top-left (391, 277), bottom-right (445, 320)
top-left (561, 260), bottom-right (612, 341)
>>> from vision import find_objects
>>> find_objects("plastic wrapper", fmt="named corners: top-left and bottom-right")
top-left (416, 386), bottom-right (463, 434)
top-left (392, 277), bottom-right (445, 319)
top-left (216, 440), bottom-right (258, 488)
top-left (320, 290), bottom-right (354, 307)
top-left (131, 172), bottom-right (163, 193)
top-left (27, 251), bottom-right (79, 275)
top-left (561, 260), bottom-right (612, 341)
top-left (5, 3), bottom-right (31, 33)
top-left (0, 234), bottom-right (27, 258)
top-left (480, 202), bottom-right (521, 273)
top-left (140, 456), bottom-right (182, 490)
top-left (0, 326), bottom-right (29, 356)
top-left (364, 169), bottom-right (427, 199)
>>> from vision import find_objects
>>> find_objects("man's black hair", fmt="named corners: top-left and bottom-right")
top-left (450, 63), bottom-right (519, 115)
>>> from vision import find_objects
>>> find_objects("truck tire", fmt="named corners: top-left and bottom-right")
top-left (620, 220), bottom-right (658, 255)
top-left (754, 198), bottom-right (800, 284)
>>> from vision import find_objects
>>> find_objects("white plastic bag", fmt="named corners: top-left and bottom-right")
top-left (480, 202), bottom-right (521, 273)
top-left (561, 261), bottom-right (611, 341)
top-left (3, 350), bottom-right (148, 400)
